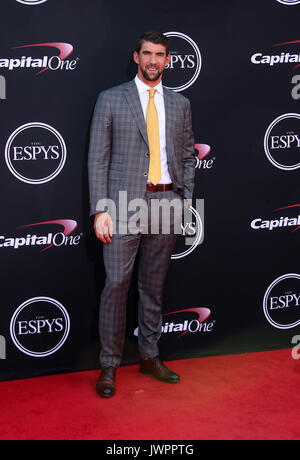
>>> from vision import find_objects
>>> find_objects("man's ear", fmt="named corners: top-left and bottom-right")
top-left (133, 51), bottom-right (139, 65)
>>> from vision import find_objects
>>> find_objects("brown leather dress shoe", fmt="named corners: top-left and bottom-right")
top-left (139, 356), bottom-right (180, 383)
top-left (96, 366), bottom-right (116, 398)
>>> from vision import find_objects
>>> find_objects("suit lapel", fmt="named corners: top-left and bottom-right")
top-left (124, 80), bottom-right (148, 146)
top-left (163, 86), bottom-right (175, 162)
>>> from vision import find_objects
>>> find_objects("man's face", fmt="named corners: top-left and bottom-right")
top-left (133, 41), bottom-right (171, 86)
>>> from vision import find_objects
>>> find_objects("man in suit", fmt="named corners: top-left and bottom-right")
top-left (88, 31), bottom-right (195, 398)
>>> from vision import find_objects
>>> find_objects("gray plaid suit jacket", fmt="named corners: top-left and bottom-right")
top-left (88, 79), bottom-right (195, 217)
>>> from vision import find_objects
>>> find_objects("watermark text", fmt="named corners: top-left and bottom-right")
top-left (0, 335), bottom-right (6, 359)
top-left (292, 75), bottom-right (300, 100)
top-left (96, 192), bottom-right (204, 246)
top-left (0, 75), bottom-right (6, 100)
top-left (291, 335), bottom-right (300, 360)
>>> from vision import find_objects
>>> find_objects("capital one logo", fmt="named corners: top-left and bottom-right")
top-left (194, 144), bottom-right (215, 170)
top-left (5, 122), bottom-right (67, 184)
top-left (10, 297), bottom-right (70, 357)
top-left (264, 113), bottom-right (300, 170)
top-left (0, 219), bottom-right (81, 252)
top-left (263, 274), bottom-right (300, 329)
top-left (251, 204), bottom-right (300, 232)
top-left (276, 0), bottom-right (300, 5)
top-left (163, 32), bottom-right (202, 92)
top-left (251, 40), bottom-right (300, 70)
top-left (16, 0), bottom-right (47, 4)
top-left (0, 42), bottom-right (77, 75)
top-left (134, 307), bottom-right (215, 338)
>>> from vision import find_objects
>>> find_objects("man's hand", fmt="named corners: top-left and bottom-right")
top-left (183, 198), bottom-right (191, 211)
top-left (94, 212), bottom-right (113, 244)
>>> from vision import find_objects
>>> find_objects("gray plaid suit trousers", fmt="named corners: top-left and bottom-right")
top-left (99, 190), bottom-right (179, 367)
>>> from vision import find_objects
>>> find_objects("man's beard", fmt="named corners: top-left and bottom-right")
top-left (142, 66), bottom-right (162, 82)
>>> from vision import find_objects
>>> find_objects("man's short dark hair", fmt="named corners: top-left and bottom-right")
top-left (135, 31), bottom-right (170, 55)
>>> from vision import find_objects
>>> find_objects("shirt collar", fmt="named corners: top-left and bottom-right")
top-left (135, 74), bottom-right (163, 96)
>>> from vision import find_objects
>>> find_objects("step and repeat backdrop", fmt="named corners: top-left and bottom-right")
top-left (0, 0), bottom-right (299, 381)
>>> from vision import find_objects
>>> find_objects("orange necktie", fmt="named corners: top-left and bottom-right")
top-left (146, 89), bottom-right (161, 185)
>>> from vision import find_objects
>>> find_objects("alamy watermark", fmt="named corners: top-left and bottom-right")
top-left (291, 335), bottom-right (300, 360)
top-left (291, 75), bottom-right (300, 100)
top-left (0, 335), bottom-right (6, 359)
top-left (96, 192), bottom-right (204, 244)
top-left (0, 75), bottom-right (6, 100)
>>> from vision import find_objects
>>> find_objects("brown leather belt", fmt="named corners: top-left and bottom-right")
top-left (146, 183), bottom-right (173, 192)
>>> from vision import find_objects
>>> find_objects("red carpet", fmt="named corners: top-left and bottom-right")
top-left (0, 348), bottom-right (299, 440)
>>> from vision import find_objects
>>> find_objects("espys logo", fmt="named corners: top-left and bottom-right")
top-left (5, 122), bottom-right (67, 184)
top-left (276, 0), bottom-right (300, 4)
top-left (251, 204), bottom-right (300, 232)
top-left (0, 219), bottom-right (81, 252)
top-left (134, 307), bottom-right (215, 338)
top-left (171, 202), bottom-right (204, 260)
top-left (264, 113), bottom-right (300, 170)
top-left (0, 42), bottom-right (78, 75)
top-left (163, 32), bottom-right (201, 92)
top-left (16, 0), bottom-right (47, 4)
top-left (194, 144), bottom-right (215, 170)
top-left (10, 297), bottom-right (70, 357)
top-left (263, 274), bottom-right (300, 329)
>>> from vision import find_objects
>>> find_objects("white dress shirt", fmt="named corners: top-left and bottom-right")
top-left (134, 75), bottom-right (172, 184)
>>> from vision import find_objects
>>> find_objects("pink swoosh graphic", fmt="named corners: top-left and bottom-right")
top-left (273, 204), bottom-right (300, 232)
top-left (194, 144), bottom-right (211, 160)
top-left (273, 40), bottom-right (300, 69)
top-left (274, 204), bottom-right (300, 211)
top-left (17, 219), bottom-right (77, 251)
top-left (163, 308), bottom-right (211, 338)
top-left (273, 40), bottom-right (300, 47)
top-left (12, 42), bottom-right (74, 75)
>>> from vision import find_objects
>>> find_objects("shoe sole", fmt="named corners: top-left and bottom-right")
top-left (96, 387), bottom-right (116, 398)
top-left (97, 390), bottom-right (116, 398)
